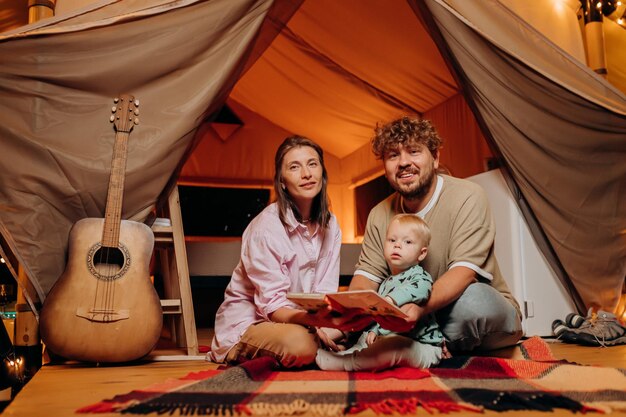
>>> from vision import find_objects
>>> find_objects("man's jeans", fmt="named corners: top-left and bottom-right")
top-left (437, 282), bottom-right (523, 352)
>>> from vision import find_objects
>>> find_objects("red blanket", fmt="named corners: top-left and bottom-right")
top-left (78, 337), bottom-right (626, 415)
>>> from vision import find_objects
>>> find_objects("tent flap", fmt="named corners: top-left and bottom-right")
top-left (422, 0), bottom-right (626, 312)
top-left (0, 0), bottom-right (284, 305)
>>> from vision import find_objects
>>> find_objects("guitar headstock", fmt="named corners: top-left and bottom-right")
top-left (110, 94), bottom-right (139, 133)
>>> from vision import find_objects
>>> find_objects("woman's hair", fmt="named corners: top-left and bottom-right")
top-left (390, 214), bottom-right (431, 246)
top-left (372, 116), bottom-right (442, 160)
top-left (273, 135), bottom-right (331, 227)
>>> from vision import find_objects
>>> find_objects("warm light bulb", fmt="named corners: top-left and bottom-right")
top-left (618, 1), bottom-right (623, 5)
top-left (596, 1), bottom-right (602, 9)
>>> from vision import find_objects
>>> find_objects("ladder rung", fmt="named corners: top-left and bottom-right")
top-left (160, 299), bottom-right (182, 314)
top-left (152, 224), bottom-right (173, 234)
top-left (154, 236), bottom-right (174, 244)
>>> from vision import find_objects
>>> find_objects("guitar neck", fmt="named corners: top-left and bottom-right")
top-left (102, 94), bottom-right (139, 248)
top-left (102, 130), bottom-right (129, 248)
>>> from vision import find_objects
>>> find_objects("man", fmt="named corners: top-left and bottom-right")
top-left (350, 116), bottom-right (523, 352)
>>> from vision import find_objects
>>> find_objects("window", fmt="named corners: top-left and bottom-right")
top-left (354, 175), bottom-right (394, 236)
top-left (178, 186), bottom-right (270, 237)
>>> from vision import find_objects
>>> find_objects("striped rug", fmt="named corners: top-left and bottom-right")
top-left (78, 337), bottom-right (626, 415)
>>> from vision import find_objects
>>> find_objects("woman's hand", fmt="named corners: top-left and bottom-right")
top-left (271, 305), bottom-right (372, 333)
top-left (309, 305), bottom-right (374, 332)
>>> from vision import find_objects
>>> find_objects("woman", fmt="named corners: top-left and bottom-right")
top-left (208, 136), bottom-right (345, 368)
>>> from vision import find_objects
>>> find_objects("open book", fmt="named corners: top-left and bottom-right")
top-left (287, 289), bottom-right (408, 319)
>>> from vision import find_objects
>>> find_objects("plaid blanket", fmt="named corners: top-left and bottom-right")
top-left (78, 337), bottom-right (626, 415)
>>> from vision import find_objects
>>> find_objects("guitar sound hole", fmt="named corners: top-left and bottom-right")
top-left (88, 245), bottom-right (130, 280)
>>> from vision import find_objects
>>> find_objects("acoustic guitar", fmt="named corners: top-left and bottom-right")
top-left (40, 95), bottom-right (163, 363)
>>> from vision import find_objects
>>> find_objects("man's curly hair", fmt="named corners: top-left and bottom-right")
top-left (372, 116), bottom-right (442, 160)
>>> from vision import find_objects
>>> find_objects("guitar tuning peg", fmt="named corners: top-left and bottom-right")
top-left (113, 97), bottom-right (119, 103)
top-left (134, 117), bottom-right (140, 125)
top-left (110, 115), bottom-right (115, 122)
top-left (111, 106), bottom-right (117, 113)
top-left (134, 99), bottom-right (140, 107)
top-left (134, 109), bottom-right (139, 116)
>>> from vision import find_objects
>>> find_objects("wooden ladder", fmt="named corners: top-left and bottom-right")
top-left (151, 186), bottom-right (198, 356)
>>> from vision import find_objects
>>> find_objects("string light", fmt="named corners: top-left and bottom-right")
top-left (3, 353), bottom-right (25, 385)
top-left (581, 0), bottom-right (626, 27)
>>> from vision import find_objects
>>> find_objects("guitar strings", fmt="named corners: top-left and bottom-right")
top-left (94, 97), bottom-right (136, 321)
top-left (108, 119), bottom-right (129, 322)
top-left (104, 131), bottom-right (125, 323)
top-left (95, 97), bottom-right (131, 324)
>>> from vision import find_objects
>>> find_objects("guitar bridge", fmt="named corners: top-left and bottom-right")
top-left (76, 307), bottom-right (130, 323)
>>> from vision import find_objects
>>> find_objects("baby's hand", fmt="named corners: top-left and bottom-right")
top-left (317, 328), bottom-right (340, 352)
top-left (366, 331), bottom-right (377, 346)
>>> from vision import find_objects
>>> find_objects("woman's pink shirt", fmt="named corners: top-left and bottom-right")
top-left (209, 203), bottom-right (341, 362)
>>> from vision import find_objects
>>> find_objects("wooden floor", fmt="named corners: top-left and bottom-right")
top-left (3, 329), bottom-right (626, 417)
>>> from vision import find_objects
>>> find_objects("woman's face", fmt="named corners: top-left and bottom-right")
top-left (281, 145), bottom-right (323, 209)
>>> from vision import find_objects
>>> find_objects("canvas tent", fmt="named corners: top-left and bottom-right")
top-left (0, 0), bottom-right (624, 321)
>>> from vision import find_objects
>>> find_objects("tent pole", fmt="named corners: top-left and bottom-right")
top-left (580, 0), bottom-right (608, 77)
top-left (27, 0), bottom-right (55, 23)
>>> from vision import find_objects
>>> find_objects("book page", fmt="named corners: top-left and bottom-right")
top-left (327, 290), bottom-right (407, 319)
top-left (286, 293), bottom-right (328, 313)
top-left (287, 290), bottom-right (407, 319)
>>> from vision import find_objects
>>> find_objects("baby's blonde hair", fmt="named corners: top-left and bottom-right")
top-left (389, 214), bottom-right (431, 246)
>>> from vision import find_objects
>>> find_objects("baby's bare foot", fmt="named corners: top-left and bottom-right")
top-left (442, 342), bottom-right (452, 359)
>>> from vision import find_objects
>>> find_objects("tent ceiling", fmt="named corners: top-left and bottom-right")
top-left (230, 0), bottom-right (458, 158)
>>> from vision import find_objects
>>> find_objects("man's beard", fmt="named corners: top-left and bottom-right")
top-left (393, 163), bottom-right (436, 201)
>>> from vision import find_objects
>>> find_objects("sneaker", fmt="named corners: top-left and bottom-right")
top-left (551, 319), bottom-right (569, 337)
top-left (555, 309), bottom-right (626, 347)
top-left (565, 312), bottom-right (586, 329)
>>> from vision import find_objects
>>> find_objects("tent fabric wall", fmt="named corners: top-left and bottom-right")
top-left (0, 0), bottom-right (624, 315)
top-left (501, 0), bottom-right (587, 65)
top-left (179, 99), bottom-right (293, 188)
top-left (421, 0), bottom-right (626, 312)
top-left (0, 0), bottom-right (294, 305)
top-left (424, 93), bottom-right (493, 177)
top-left (428, 1), bottom-right (626, 113)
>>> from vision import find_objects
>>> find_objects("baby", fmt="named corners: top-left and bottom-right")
top-left (316, 214), bottom-right (444, 371)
